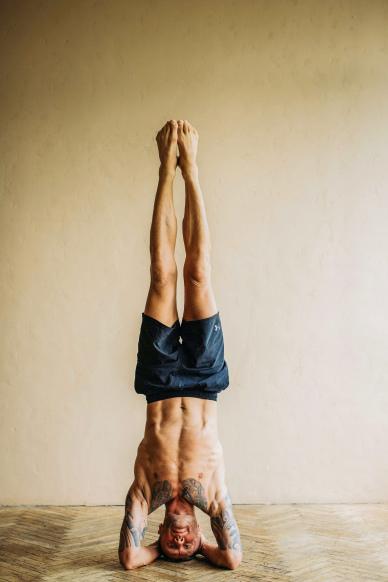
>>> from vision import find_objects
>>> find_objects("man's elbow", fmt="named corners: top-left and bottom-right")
top-left (119, 551), bottom-right (139, 571)
top-left (119, 557), bottom-right (135, 570)
top-left (224, 552), bottom-right (242, 570)
top-left (121, 559), bottom-right (137, 571)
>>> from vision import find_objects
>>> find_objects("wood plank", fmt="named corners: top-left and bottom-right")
top-left (0, 505), bottom-right (387, 581)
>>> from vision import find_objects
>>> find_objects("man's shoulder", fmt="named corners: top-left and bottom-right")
top-left (180, 478), bottom-right (228, 514)
top-left (125, 482), bottom-right (148, 507)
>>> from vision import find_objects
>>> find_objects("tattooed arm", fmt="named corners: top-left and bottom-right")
top-left (180, 479), bottom-right (242, 569)
top-left (118, 480), bottom-right (174, 570)
top-left (201, 493), bottom-right (242, 570)
top-left (149, 479), bottom-right (174, 513)
top-left (118, 484), bottom-right (160, 570)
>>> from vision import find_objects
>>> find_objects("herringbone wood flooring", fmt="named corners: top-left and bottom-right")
top-left (1, 505), bottom-right (387, 581)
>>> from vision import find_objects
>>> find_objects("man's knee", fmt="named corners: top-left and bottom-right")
top-left (184, 253), bottom-right (211, 286)
top-left (150, 260), bottom-right (177, 289)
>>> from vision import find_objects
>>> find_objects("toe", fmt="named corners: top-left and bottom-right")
top-left (170, 121), bottom-right (178, 140)
top-left (183, 120), bottom-right (189, 133)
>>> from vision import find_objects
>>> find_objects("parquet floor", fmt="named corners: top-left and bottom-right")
top-left (1, 505), bottom-right (388, 581)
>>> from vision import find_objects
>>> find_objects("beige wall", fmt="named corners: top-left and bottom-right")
top-left (1, 0), bottom-right (388, 505)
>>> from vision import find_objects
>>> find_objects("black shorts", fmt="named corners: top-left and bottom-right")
top-left (134, 311), bottom-right (229, 404)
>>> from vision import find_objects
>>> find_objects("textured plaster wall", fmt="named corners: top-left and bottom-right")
top-left (1, 0), bottom-right (388, 505)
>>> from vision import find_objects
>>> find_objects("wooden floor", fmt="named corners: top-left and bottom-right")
top-left (1, 505), bottom-right (388, 581)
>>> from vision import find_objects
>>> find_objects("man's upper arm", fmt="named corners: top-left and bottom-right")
top-left (118, 485), bottom-right (161, 570)
top-left (180, 479), bottom-right (242, 568)
top-left (210, 493), bottom-right (241, 550)
top-left (180, 478), bottom-right (241, 552)
top-left (118, 485), bottom-right (148, 555)
top-left (210, 493), bottom-right (242, 563)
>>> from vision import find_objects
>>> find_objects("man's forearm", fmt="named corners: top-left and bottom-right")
top-left (133, 542), bottom-right (161, 568)
top-left (200, 540), bottom-right (241, 570)
top-left (119, 541), bottom-right (160, 570)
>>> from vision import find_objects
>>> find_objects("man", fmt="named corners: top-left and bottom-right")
top-left (118, 120), bottom-right (242, 570)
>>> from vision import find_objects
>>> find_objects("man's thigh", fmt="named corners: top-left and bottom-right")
top-left (144, 277), bottom-right (179, 327)
top-left (182, 280), bottom-right (218, 321)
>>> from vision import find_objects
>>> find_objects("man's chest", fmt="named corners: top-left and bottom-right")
top-left (135, 434), bottom-right (225, 511)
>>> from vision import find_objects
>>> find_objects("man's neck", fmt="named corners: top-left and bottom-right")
top-left (164, 496), bottom-right (195, 515)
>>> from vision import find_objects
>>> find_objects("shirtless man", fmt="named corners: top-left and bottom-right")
top-left (118, 120), bottom-right (242, 570)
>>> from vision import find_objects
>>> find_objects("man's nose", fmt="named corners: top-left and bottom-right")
top-left (173, 534), bottom-right (184, 544)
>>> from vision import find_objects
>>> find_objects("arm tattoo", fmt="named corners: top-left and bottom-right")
top-left (118, 493), bottom-right (147, 552)
top-left (181, 478), bottom-right (208, 512)
top-left (149, 480), bottom-right (174, 513)
top-left (210, 493), bottom-right (241, 552)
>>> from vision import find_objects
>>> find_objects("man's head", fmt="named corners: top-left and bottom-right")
top-left (158, 510), bottom-right (201, 561)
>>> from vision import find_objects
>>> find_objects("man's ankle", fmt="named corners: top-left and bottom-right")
top-left (159, 165), bottom-right (176, 181)
top-left (181, 163), bottom-right (199, 182)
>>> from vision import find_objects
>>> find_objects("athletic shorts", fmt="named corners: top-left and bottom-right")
top-left (134, 311), bottom-right (229, 404)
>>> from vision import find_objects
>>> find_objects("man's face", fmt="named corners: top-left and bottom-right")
top-left (158, 511), bottom-right (201, 560)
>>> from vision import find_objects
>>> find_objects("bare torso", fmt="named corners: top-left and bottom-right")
top-left (133, 397), bottom-right (226, 511)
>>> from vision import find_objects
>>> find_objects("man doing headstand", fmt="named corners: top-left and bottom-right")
top-left (118, 119), bottom-right (242, 570)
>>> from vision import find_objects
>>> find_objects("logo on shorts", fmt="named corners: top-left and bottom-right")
top-left (214, 324), bottom-right (219, 331)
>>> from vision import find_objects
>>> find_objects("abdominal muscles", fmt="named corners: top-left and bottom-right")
top-left (137, 399), bottom-right (223, 500)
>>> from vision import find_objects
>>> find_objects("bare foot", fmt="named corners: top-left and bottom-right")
top-left (156, 120), bottom-right (178, 176)
top-left (177, 120), bottom-right (199, 179)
